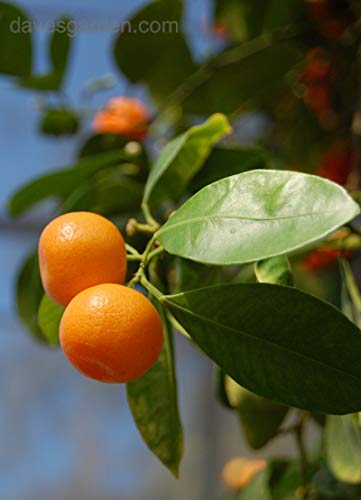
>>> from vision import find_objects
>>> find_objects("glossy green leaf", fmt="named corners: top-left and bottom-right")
top-left (157, 170), bottom-right (360, 265)
top-left (16, 251), bottom-right (45, 341)
top-left (143, 114), bottom-right (231, 207)
top-left (255, 256), bottom-right (294, 287)
top-left (325, 415), bottom-right (361, 484)
top-left (225, 376), bottom-right (288, 449)
top-left (113, 0), bottom-right (196, 101)
top-left (127, 303), bottom-right (183, 476)
top-left (191, 146), bottom-right (267, 193)
top-left (162, 283), bottom-right (361, 414)
top-left (0, 2), bottom-right (31, 76)
top-left (38, 294), bottom-right (64, 346)
top-left (8, 150), bottom-right (131, 216)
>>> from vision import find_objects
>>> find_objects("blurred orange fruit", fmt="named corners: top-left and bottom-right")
top-left (304, 84), bottom-right (331, 111)
top-left (305, 0), bottom-right (330, 20)
top-left (60, 284), bottom-right (164, 383)
top-left (317, 139), bottom-right (353, 185)
top-left (93, 97), bottom-right (149, 140)
top-left (303, 48), bottom-right (331, 82)
top-left (319, 18), bottom-right (348, 40)
top-left (39, 212), bottom-right (127, 307)
top-left (302, 248), bottom-right (350, 272)
top-left (222, 457), bottom-right (267, 491)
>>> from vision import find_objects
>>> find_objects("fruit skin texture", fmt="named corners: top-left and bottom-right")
top-left (39, 212), bottom-right (127, 307)
top-left (59, 284), bottom-right (164, 383)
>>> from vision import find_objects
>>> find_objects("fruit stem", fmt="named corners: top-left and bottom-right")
top-left (141, 235), bottom-right (157, 265)
top-left (147, 245), bottom-right (164, 262)
top-left (140, 274), bottom-right (164, 302)
top-left (141, 203), bottom-right (160, 231)
top-left (126, 218), bottom-right (157, 235)
top-left (126, 243), bottom-right (142, 261)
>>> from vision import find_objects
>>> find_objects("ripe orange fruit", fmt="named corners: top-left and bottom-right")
top-left (39, 212), bottom-right (127, 307)
top-left (93, 97), bottom-right (149, 140)
top-left (59, 284), bottom-right (164, 383)
top-left (222, 457), bottom-right (267, 490)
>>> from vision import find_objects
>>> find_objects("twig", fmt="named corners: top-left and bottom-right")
top-left (293, 412), bottom-right (309, 499)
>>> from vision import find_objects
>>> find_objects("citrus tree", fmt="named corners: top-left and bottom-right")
top-left (5, 0), bottom-right (361, 498)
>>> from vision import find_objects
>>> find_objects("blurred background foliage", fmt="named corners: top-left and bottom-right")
top-left (3, 0), bottom-right (361, 498)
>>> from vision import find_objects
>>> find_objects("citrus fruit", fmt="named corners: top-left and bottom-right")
top-left (92, 97), bottom-right (149, 140)
top-left (222, 457), bottom-right (267, 490)
top-left (59, 284), bottom-right (164, 383)
top-left (39, 211), bottom-right (127, 307)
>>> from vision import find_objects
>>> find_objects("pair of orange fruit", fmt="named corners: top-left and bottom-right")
top-left (38, 212), bottom-right (163, 383)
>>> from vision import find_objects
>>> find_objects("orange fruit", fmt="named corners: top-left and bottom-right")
top-left (304, 84), bottom-right (331, 111)
top-left (39, 212), bottom-right (127, 307)
top-left (222, 457), bottom-right (267, 491)
top-left (59, 284), bottom-right (164, 383)
top-left (93, 97), bottom-right (149, 140)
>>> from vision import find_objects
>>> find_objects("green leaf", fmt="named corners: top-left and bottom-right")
top-left (255, 256), bottom-right (294, 287)
top-left (21, 17), bottom-right (72, 91)
top-left (268, 460), bottom-right (303, 500)
top-left (16, 251), bottom-right (45, 341)
top-left (157, 170), bottom-right (360, 266)
top-left (240, 468), bottom-right (272, 500)
top-left (50, 18), bottom-right (72, 75)
top-left (59, 180), bottom-right (97, 214)
top-left (325, 415), bottom-right (361, 484)
top-left (59, 172), bottom-right (143, 216)
top-left (0, 2), bottom-right (32, 76)
top-left (191, 146), bottom-right (268, 193)
top-left (127, 303), bottom-right (183, 476)
top-left (113, 0), bottom-right (196, 101)
top-left (8, 150), bottom-right (132, 216)
top-left (263, 0), bottom-right (306, 33)
top-left (38, 294), bottom-right (64, 346)
top-left (225, 377), bottom-right (288, 449)
top-left (215, 0), bottom-right (268, 42)
top-left (171, 257), bottom-right (221, 293)
top-left (20, 73), bottom-right (63, 91)
top-left (162, 283), bottom-right (361, 414)
top-left (339, 258), bottom-right (361, 327)
top-left (94, 171), bottom-right (143, 216)
top-left (214, 366), bottom-right (232, 409)
top-left (39, 108), bottom-right (79, 136)
top-left (143, 114), bottom-right (231, 207)
top-left (78, 134), bottom-right (128, 159)
top-left (183, 42), bottom-right (303, 115)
